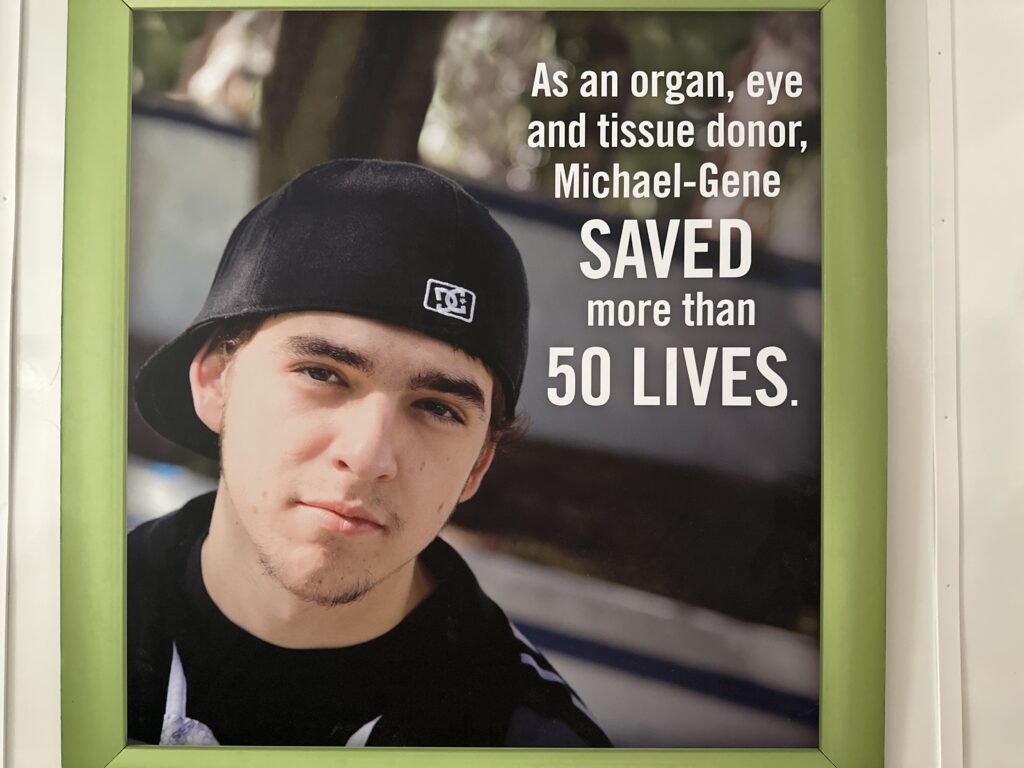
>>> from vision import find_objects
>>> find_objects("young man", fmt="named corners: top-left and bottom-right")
top-left (128, 159), bottom-right (611, 748)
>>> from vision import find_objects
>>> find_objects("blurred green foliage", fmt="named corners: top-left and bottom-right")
top-left (132, 12), bottom-right (208, 95)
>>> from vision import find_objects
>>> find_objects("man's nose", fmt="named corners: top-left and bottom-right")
top-left (329, 393), bottom-right (399, 481)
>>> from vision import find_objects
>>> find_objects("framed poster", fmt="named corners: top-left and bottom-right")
top-left (61, 0), bottom-right (885, 765)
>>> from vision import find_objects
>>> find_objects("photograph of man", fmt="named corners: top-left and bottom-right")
top-left (127, 159), bottom-right (611, 748)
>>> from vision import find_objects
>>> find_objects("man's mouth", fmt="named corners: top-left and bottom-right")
top-left (298, 501), bottom-right (386, 535)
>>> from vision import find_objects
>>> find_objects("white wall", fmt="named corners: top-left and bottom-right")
top-left (6, 0), bottom-right (1024, 765)
top-left (887, 0), bottom-right (1024, 766)
top-left (886, 0), bottom-right (942, 764)
top-left (952, 3), bottom-right (1024, 767)
top-left (6, 0), bottom-right (66, 765)
top-left (0, 0), bottom-right (20, 756)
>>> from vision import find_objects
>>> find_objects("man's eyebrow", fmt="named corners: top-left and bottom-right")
top-left (284, 335), bottom-right (373, 372)
top-left (409, 371), bottom-right (487, 416)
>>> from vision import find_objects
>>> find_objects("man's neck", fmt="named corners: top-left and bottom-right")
top-left (199, 489), bottom-right (436, 650)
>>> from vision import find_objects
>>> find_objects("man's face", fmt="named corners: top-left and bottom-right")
top-left (191, 312), bottom-right (496, 607)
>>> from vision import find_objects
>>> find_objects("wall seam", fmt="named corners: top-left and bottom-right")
top-left (0, 0), bottom-right (25, 760)
top-left (926, 0), bottom-right (965, 766)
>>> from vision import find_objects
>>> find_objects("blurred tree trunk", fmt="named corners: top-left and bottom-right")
top-left (258, 11), bottom-right (451, 196)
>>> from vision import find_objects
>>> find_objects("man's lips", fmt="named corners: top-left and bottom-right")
top-left (298, 501), bottom-right (386, 535)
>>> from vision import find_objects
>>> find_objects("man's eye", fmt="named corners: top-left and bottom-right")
top-left (417, 399), bottom-right (465, 425)
top-left (299, 366), bottom-right (343, 385)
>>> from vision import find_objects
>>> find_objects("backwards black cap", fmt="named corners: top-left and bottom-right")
top-left (135, 159), bottom-right (530, 459)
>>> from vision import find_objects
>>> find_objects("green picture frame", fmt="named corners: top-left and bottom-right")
top-left (61, 0), bottom-right (886, 765)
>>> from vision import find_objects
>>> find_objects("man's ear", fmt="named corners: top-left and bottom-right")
top-left (459, 441), bottom-right (497, 503)
top-left (189, 341), bottom-right (231, 435)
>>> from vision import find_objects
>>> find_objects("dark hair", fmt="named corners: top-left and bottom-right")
top-left (206, 315), bottom-right (526, 446)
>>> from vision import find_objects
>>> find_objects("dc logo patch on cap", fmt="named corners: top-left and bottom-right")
top-left (423, 279), bottom-right (476, 323)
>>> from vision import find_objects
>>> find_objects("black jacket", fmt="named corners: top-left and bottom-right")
top-left (128, 493), bottom-right (612, 747)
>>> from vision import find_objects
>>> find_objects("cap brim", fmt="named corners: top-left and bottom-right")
top-left (134, 322), bottom-right (221, 460)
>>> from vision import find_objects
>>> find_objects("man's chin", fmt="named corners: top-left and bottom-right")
top-left (257, 551), bottom-right (376, 607)
top-left (285, 579), bottom-right (375, 608)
